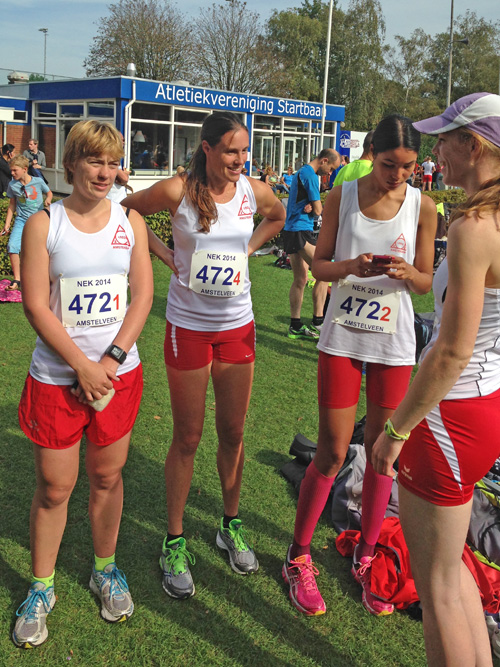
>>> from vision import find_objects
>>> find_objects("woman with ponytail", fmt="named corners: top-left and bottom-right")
top-left (123, 112), bottom-right (285, 598)
top-left (372, 93), bottom-right (500, 665)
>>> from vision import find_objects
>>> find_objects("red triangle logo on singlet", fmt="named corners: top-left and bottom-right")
top-left (111, 225), bottom-right (131, 248)
top-left (390, 233), bottom-right (407, 253)
top-left (238, 194), bottom-right (252, 217)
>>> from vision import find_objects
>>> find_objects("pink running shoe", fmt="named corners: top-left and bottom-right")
top-left (282, 547), bottom-right (326, 616)
top-left (351, 554), bottom-right (394, 617)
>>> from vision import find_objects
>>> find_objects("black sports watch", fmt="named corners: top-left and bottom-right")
top-left (104, 344), bottom-right (127, 365)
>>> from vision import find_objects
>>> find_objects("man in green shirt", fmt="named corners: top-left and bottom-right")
top-left (333, 130), bottom-right (374, 186)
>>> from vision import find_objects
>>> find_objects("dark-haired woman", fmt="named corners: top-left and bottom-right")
top-left (372, 94), bottom-right (500, 666)
top-left (283, 115), bottom-right (436, 617)
top-left (123, 112), bottom-right (285, 598)
top-left (0, 143), bottom-right (16, 197)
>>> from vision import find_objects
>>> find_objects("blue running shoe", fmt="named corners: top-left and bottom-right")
top-left (89, 564), bottom-right (134, 622)
top-left (12, 582), bottom-right (55, 648)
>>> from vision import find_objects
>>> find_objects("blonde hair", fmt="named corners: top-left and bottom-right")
top-left (9, 155), bottom-right (29, 170)
top-left (62, 120), bottom-right (124, 185)
top-left (450, 129), bottom-right (500, 223)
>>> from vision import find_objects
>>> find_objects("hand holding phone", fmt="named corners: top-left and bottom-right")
top-left (372, 255), bottom-right (392, 265)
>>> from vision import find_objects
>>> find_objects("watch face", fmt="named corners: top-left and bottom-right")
top-left (106, 344), bottom-right (126, 363)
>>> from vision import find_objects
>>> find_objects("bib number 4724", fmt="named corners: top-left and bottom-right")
top-left (195, 265), bottom-right (241, 287)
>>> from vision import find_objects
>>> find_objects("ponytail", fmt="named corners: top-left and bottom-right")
top-left (184, 112), bottom-right (247, 233)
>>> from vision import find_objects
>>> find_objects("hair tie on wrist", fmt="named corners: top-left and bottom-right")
top-left (384, 418), bottom-right (411, 441)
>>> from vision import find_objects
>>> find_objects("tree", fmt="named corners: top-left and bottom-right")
top-left (383, 29), bottom-right (441, 121)
top-left (265, 0), bottom-right (328, 100)
top-left (329, 0), bottom-right (387, 129)
top-left (84, 0), bottom-right (191, 81)
top-left (191, 1), bottom-right (278, 94)
top-left (265, 0), bottom-right (388, 129)
top-left (425, 10), bottom-right (500, 107)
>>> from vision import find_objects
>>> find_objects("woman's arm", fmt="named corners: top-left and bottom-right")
top-left (122, 176), bottom-right (183, 274)
top-left (385, 194), bottom-right (437, 295)
top-left (372, 214), bottom-right (492, 475)
top-left (97, 209), bottom-right (154, 379)
top-left (247, 179), bottom-right (285, 255)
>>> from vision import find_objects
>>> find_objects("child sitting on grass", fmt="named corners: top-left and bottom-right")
top-left (0, 155), bottom-right (52, 290)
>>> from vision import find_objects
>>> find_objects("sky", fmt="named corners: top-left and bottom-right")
top-left (0, 0), bottom-right (498, 85)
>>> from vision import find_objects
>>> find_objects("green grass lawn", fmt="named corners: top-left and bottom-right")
top-left (0, 257), bottom-right (435, 666)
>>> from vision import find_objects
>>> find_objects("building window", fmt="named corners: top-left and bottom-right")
top-left (87, 101), bottom-right (114, 119)
top-left (32, 99), bottom-right (116, 170)
top-left (131, 123), bottom-right (170, 174)
top-left (59, 104), bottom-right (84, 119)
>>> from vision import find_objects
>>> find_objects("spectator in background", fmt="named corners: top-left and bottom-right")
top-left (421, 155), bottom-right (435, 191)
top-left (252, 158), bottom-right (263, 176)
top-left (262, 166), bottom-right (278, 193)
top-left (282, 148), bottom-right (340, 340)
top-left (1, 155), bottom-right (52, 291)
top-left (0, 143), bottom-right (16, 197)
top-left (329, 154), bottom-right (348, 188)
top-left (282, 166), bottom-right (294, 190)
top-left (434, 161), bottom-right (444, 190)
top-left (23, 138), bottom-right (47, 181)
top-left (277, 166), bottom-right (293, 194)
top-left (333, 131), bottom-right (375, 186)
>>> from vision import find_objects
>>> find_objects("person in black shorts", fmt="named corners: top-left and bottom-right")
top-left (282, 149), bottom-right (340, 340)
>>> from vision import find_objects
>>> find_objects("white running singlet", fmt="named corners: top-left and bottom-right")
top-left (420, 258), bottom-right (500, 399)
top-left (166, 176), bottom-right (257, 331)
top-left (318, 179), bottom-right (421, 365)
top-left (29, 200), bottom-right (140, 384)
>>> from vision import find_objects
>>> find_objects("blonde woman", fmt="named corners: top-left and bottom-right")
top-left (373, 93), bottom-right (500, 666)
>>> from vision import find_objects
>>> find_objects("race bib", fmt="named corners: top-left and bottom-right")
top-left (189, 250), bottom-right (247, 297)
top-left (60, 273), bottom-right (127, 327)
top-left (332, 279), bottom-right (401, 334)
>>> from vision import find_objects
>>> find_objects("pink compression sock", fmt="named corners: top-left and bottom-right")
top-left (357, 460), bottom-right (393, 561)
top-left (290, 461), bottom-right (335, 560)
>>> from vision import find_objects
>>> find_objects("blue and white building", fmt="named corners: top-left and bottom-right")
top-left (0, 75), bottom-right (345, 193)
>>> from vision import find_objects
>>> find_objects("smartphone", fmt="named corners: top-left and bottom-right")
top-left (372, 255), bottom-right (392, 265)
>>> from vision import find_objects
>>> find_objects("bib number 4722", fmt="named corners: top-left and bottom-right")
top-left (339, 296), bottom-right (391, 322)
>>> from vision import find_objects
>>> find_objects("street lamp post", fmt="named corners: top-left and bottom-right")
top-left (320, 0), bottom-right (334, 153)
top-left (39, 28), bottom-right (48, 79)
top-left (446, 1), bottom-right (468, 108)
top-left (446, 0), bottom-right (454, 109)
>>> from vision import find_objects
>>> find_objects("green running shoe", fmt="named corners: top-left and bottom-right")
top-left (89, 564), bottom-right (134, 622)
top-left (287, 324), bottom-right (319, 340)
top-left (216, 518), bottom-right (259, 574)
top-left (159, 537), bottom-right (195, 599)
top-left (12, 582), bottom-right (55, 649)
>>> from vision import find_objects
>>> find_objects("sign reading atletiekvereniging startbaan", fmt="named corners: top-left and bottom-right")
top-left (134, 80), bottom-right (345, 122)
